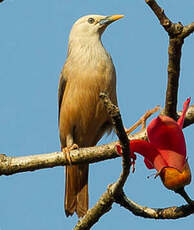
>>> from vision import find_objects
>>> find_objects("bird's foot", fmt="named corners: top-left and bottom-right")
top-left (62, 144), bottom-right (79, 166)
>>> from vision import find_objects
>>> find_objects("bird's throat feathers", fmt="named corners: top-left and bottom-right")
top-left (66, 36), bottom-right (111, 68)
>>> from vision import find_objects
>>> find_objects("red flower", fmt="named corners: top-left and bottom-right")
top-left (116, 98), bottom-right (191, 190)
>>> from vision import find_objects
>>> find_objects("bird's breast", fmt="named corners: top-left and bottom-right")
top-left (60, 50), bottom-right (117, 147)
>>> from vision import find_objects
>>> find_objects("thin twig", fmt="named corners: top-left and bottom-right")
top-left (126, 105), bottom-right (160, 134)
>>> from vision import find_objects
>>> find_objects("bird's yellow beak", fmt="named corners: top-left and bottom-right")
top-left (99, 15), bottom-right (124, 25)
top-left (108, 15), bottom-right (124, 22)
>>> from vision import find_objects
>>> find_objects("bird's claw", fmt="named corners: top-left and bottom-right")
top-left (62, 144), bottom-right (79, 166)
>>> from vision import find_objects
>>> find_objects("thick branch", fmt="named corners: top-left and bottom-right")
top-left (165, 37), bottom-right (183, 119)
top-left (74, 189), bottom-right (114, 230)
top-left (0, 144), bottom-right (117, 176)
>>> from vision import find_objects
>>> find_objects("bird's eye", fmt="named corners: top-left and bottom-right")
top-left (88, 18), bottom-right (95, 24)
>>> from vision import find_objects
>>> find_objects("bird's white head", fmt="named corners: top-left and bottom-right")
top-left (69, 14), bottom-right (124, 40)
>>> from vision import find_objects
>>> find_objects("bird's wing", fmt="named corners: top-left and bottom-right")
top-left (58, 71), bottom-right (67, 124)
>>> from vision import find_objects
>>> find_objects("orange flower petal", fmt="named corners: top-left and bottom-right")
top-left (159, 161), bottom-right (191, 190)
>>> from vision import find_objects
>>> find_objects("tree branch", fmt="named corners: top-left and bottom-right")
top-left (74, 189), bottom-right (114, 230)
top-left (99, 93), bottom-right (131, 188)
top-left (115, 190), bottom-right (194, 219)
top-left (165, 36), bottom-right (183, 119)
top-left (145, 0), bottom-right (194, 119)
top-left (182, 22), bottom-right (194, 39)
top-left (0, 144), bottom-right (117, 176)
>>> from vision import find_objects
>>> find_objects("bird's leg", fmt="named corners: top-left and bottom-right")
top-left (63, 134), bottom-right (79, 165)
top-left (125, 105), bottom-right (160, 135)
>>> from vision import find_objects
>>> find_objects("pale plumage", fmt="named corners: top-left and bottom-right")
top-left (58, 14), bottom-right (123, 218)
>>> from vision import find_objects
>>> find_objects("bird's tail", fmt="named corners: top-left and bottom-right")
top-left (65, 164), bottom-right (89, 218)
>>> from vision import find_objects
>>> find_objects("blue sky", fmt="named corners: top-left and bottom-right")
top-left (0, 0), bottom-right (194, 229)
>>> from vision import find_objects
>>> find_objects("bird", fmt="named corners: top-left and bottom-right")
top-left (58, 14), bottom-right (124, 218)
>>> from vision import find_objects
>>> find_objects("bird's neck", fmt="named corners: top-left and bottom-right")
top-left (66, 36), bottom-right (110, 66)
